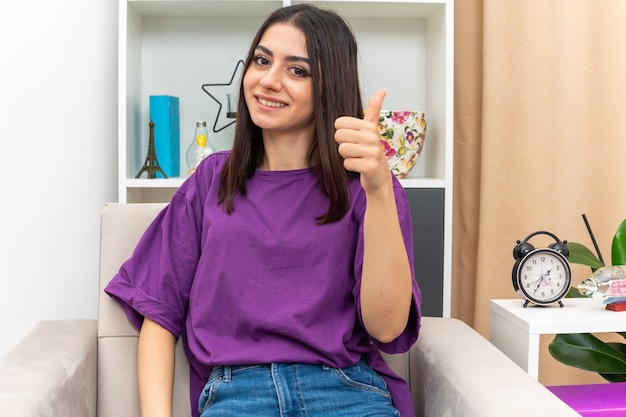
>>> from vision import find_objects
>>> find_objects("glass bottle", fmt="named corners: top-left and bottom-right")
top-left (577, 265), bottom-right (626, 304)
top-left (186, 121), bottom-right (214, 175)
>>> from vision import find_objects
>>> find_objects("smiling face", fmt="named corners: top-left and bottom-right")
top-left (243, 23), bottom-right (315, 143)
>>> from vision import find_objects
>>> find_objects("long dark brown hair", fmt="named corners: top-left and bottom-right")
top-left (218, 4), bottom-right (363, 224)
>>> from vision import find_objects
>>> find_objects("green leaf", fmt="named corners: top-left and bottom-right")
top-left (566, 242), bottom-right (605, 269)
top-left (598, 341), bottom-right (626, 381)
top-left (607, 342), bottom-right (626, 355)
top-left (548, 333), bottom-right (626, 374)
top-left (612, 219), bottom-right (626, 266)
top-left (599, 372), bottom-right (626, 382)
top-left (599, 338), bottom-right (626, 382)
top-left (600, 333), bottom-right (626, 382)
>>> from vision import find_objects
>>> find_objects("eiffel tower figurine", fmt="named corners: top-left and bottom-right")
top-left (136, 120), bottom-right (168, 179)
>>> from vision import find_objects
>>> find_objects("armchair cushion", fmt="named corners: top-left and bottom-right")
top-left (97, 202), bottom-right (191, 417)
top-left (0, 319), bottom-right (97, 417)
top-left (407, 317), bottom-right (580, 417)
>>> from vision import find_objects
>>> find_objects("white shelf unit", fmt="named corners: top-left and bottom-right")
top-left (119, 0), bottom-right (454, 316)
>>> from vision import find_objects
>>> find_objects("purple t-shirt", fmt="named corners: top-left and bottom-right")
top-left (105, 151), bottom-right (421, 417)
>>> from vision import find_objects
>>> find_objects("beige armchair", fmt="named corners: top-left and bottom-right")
top-left (0, 203), bottom-right (579, 417)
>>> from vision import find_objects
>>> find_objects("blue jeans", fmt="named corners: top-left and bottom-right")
top-left (198, 360), bottom-right (401, 417)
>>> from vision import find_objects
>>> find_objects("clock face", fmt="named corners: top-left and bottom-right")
top-left (516, 248), bottom-right (572, 305)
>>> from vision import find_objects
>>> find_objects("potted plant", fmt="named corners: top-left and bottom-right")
top-left (548, 218), bottom-right (626, 382)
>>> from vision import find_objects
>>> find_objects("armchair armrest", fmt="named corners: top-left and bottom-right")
top-left (409, 317), bottom-right (579, 417)
top-left (0, 319), bottom-right (97, 417)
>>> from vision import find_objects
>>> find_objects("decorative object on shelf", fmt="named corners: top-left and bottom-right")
top-left (227, 93), bottom-right (237, 119)
top-left (578, 266), bottom-right (626, 306)
top-left (201, 59), bottom-right (244, 133)
top-left (511, 231), bottom-right (572, 308)
top-left (549, 215), bottom-right (626, 382)
top-left (186, 121), bottom-right (215, 175)
top-left (136, 121), bottom-right (167, 179)
top-left (377, 110), bottom-right (426, 179)
top-left (149, 95), bottom-right (180, 177)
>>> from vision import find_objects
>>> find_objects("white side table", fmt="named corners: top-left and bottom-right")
top-left (489, 298), bottom-right (626, 379)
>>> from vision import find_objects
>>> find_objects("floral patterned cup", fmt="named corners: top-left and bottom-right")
top-left (378, 110), bottom-right (427, 179)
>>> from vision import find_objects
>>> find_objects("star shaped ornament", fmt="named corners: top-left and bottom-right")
top-left (201, 60), bottom-right (244, 133)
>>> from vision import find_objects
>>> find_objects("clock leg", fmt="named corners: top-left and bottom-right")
top-left (558, 300), bottom-right (564, 308)
top-left (523, 300), bottom-right (530, 308)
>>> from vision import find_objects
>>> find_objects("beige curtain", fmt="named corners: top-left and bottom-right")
top-left (453, 0), bottom-right (626, 385)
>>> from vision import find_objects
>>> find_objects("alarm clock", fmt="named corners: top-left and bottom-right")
top-left (512, 231), bottom-right (572, 308)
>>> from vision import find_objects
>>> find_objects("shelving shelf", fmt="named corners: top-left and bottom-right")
top-left (119, 0), bottom-right (453, 316)
top-left (125, 176), bottom-right (446, 189)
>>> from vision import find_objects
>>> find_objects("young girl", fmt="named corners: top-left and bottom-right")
top-left (105, 4), bottom-right (421, 417)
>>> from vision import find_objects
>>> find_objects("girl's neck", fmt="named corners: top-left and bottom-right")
top-left (260, 130), bottom-right (312, 171)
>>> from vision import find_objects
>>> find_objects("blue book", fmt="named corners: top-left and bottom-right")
top-left (149, 95), bottom-right (180, 177)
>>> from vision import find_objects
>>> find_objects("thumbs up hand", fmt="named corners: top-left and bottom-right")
top-left (334, 88), bottom-right (391, 195)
